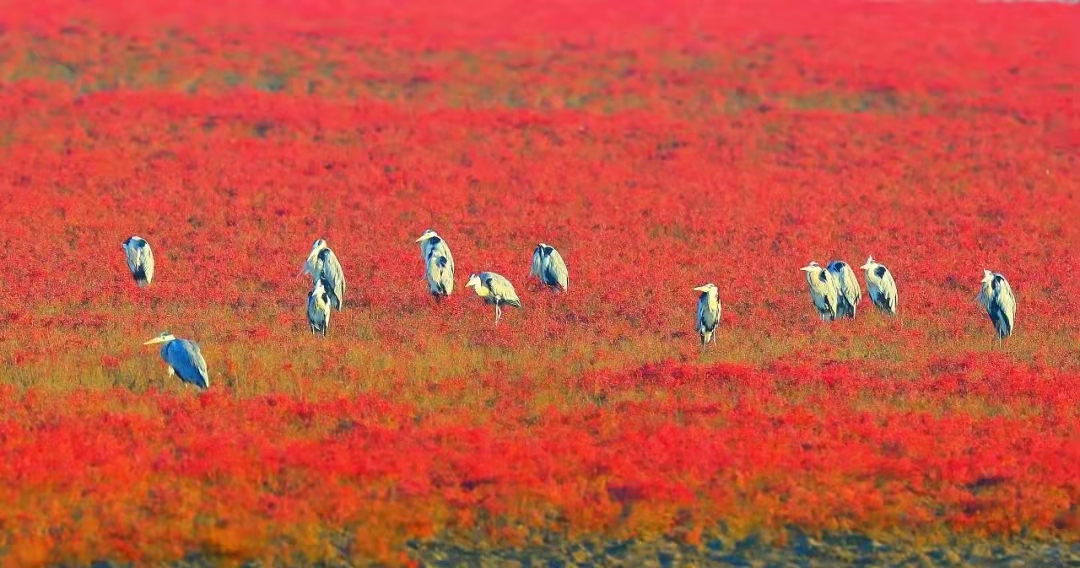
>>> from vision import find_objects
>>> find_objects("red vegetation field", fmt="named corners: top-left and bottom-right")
top-left (0, 0), bottom-right (1078, 564)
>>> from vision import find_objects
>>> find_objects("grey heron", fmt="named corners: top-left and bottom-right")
top-left (301, 239), bottom-right (345, 310)
top-left (693, 283), bottom-right (721, 347)
top-left (122, 236), bottom-right (155, 287)
top-left (977, 270), bottom-right (1016, 339)
top-left (307, 278), bottom-right (332, 336)
top-left (143, 332), bottom-right (209, 389)
top-left (801, 262), bottom-right (840, 321)
top-left (465, 272), bottom-right (521, 324)
top-left (826, 260), bottom-right (862, 319)
top-left (416, 229), bottom-right (455, 298)
top-left (859, 256), bottom-right (898, 315)
top-left (530, 243), bottom-right (569, 291)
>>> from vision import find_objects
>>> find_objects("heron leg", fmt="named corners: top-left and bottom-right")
top-left (495, 303), bottom-right (502, 324)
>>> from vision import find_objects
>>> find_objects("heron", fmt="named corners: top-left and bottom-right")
top-left (859, 256), bottom-right (898, 315)
top-left (530, 243), bottom-right (569, 291)
top-left (693, 283), bottom-right (721, 347)
top-left (142, 331), bottom-right (209, 389)
top-left (416, 229), bottom-right (455, 298)
top-left (801, 261), bottom-right (840, 321)
top-left (300, 239), bottom-right (345, 310)
top-left (465, 272), bottom-right (521, 324)
top-left (827, 260), bottom-right (862, 319)
top-left (307, 278), bottom-right (332, 336)
top-left (122, 235), bottom-right (155, 287)
top-left (977, 270), bottom-right (1016, 339)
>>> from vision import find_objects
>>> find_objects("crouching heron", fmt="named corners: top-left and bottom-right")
top-left (693, 283), bottom-right (721, 347)
top-left (416, 229), bottom-right (455, 298)
top-left (530, 243), bottom-right (569, 291)
top-left (860, 256), bottom-right (898, 315)
top-left (826, 260), bottom-right (861, 319)
top-left (801, 262), bottom-right (840, 321)
top-left (143, 332), bottom-right (209, 389)
top-left (122, 236), bottom-right (155, 287)
top-left (977, 270), bottom-right (1016, 339)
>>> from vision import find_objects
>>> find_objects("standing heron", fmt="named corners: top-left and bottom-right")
top-left (827, 260), bottom-right (862, 319)
top-left (301, 239), bottom-right (345, 310)
top-left (530, 243), bottom-right (569, 291)
top-left (122, 235), bottom-right (155, 287)
top-left (416, 229), bottom-right (455, 298)
top-left (693, 283), bottom-right (721, 347)
top-left (142, 331), bottom-right (209, 389)
top-left (859, 256), bottom-right (898, 315)
top-left (465, 272), bottom-right (521, 324)
top-left (977, 270), bottom-right (1016, 339)
top-left (307, 278), bottom-right (332, 336)
top-left (801, 262), bottom-right (840, 321)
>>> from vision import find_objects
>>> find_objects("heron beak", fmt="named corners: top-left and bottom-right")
top-left (692, 285), bottom-right (708, 292)
top-left (298, 251), bottom-right (317, 276)
top-left (415, 235), bottom-right (427, 242)
top-left (860, 263), bottom-right (871, 270)
top-left (143, 337), bottom-right (163, 345)
top-left (800, 266), bottom-right (814, 272)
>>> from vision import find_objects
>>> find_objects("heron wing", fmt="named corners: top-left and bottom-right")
top-left (321, 251), bottom-right (346, 310)
top-left (438, 243), bottom-right (455, 293)
top-left (841, 264), bottom-right (861, 306)
top-left (427, 254), bottom-right (454, 295)
top-left (994, 277), bottom-right (1017, 329)
top-left (545, 249), bottom-right (569, 290)
top-left (697, 292), bottom-right (719, 331)
top-left (530, 247), bottom-right (543, 278)
top-left (485, 273), bottom-right (521, 307)
top-left (140, 243), bottom-right (155, 284)
top-left (879, 271), bottom-right (898, 313)
top-left (124, 243), bottom-right (140, 274)
top-left (166, 340), bottom-right (209, 389)
top-left (437, 242), bottom-right (454, 275)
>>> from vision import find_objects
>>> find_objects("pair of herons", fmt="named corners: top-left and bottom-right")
top-left (694, 257), bottom-right (1016, 347)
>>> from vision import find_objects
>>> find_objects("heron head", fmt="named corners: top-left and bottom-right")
top-left (143, 331), bottom-right (176, 345)
top-left (416, 229), bottom-right (439, 243)
top-left (465, 274), bottom-right (481, 289)
top-left (303, 239), bottom-right (328, 267)
top-left (860, 256), bottom-right (875, 271)
top-left (981, 269), bottom-right (995, 283)
top-left (693, 283), bottom-right (716, 294)
top-left (800, 262), bottom-right (820, 273)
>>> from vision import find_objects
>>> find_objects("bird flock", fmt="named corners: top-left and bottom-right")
top-left (121, 233), bottom-right (1018, 391)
